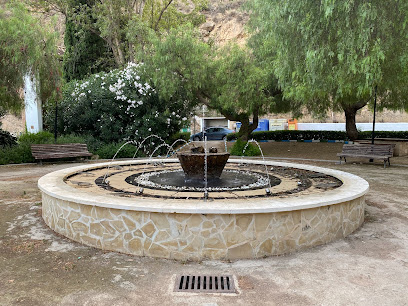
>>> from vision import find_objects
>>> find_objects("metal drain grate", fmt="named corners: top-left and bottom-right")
top-left (174, 275), bottom-right (236, 293)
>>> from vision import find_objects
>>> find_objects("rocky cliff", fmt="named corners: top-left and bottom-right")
top-left (199, 0), bottom-right (249, 46)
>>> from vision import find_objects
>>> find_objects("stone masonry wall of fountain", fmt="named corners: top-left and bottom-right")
top-left (41, 193), bottom-right (364, 260)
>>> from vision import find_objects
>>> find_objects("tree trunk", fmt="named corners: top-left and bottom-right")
top-left (237, 118), bottom-right (251, 142)
top-left (344, 107), bottom-right (359, 140)
top-left (195, 90), bottom-right (259, 142)
top-left (237, 110), bottom-right (259, 142)
top-left (342, 100), bottom-right (367, 141)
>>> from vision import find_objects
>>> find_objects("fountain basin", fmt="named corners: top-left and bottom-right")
top-left (39, 159), bottom-right (368, 260)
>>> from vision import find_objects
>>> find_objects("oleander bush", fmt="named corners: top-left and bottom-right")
top-left (47, 63), bottom-right (191, 144)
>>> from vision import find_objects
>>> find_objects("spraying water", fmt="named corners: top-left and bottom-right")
top-left (131, 134), bottom-right (167, 160)
top-left (240, 139), bottom-right (272, 191)
top-left (103, 135), bottom-right (167, 185)
top-left (136, 143), bottom-right (173, 192)
top-left (166, 139), bottom-right (191, 158)
top-left (102, 140), bottom-right (137, 184)
top-left (204, 135), bottom-right (208, 200)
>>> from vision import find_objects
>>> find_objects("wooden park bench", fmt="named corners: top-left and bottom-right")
top-left (337, 144), bottom-right (395, 168)
top-left (31, 143), bottom-right (92, 163)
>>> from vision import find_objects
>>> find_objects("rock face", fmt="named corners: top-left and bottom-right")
top-left (199, 0), bottom-right (249, 46)
top-left (201, 21), bottom-right (216, 33)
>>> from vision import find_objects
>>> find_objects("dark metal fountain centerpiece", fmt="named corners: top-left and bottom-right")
top-left (177, 146), bottom-right (230, 180)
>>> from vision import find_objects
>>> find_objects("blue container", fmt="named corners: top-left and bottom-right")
top-left (254, 119), bottom-right (269, 132)
top-left (236, 119), bottom-right (269, 132)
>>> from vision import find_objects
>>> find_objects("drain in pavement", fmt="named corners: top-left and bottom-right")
top-left (174, 275), bottom-right (236, 293)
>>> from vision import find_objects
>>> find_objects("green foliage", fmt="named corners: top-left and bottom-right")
top-left (18, 131), bottom-right (54, 144)
top-left (93, 142), bottom-right (138, 159)
top-left (63, 5), bottom-right (115, 82)
top-left (228, 130), bottom-right (348, 141)
top-left (0, 130), bottom-right (17, 148)
top-left (0, 131), bottom-right (94, 165)
top-left (0, 130), bottom-right (153, 164)
top-left (248, 0), bottom-right (408, 105)
top-left (230, 139), bottom-right (261, 156)
top-left (0, 143), bottom-right (34, 165)
top-left (247, 0), bottom-right (408, 138)
top-left (146, 25), bottom-right (210, 102)
top-left (47, 63), bottom-right (191, 144)
top-left (227, 130), bottom-right (408, 141)
top-left (0, 2), bottom-right (61, 112)
top-left (0, 131), bottom-right (54, 165)
top-left (168, 132), bottom-right (191, 144)
top-left (49, 0), bottom-right (208, 67)
top-left (359, 131), bottom-right (408, 140)
top-left (146, 24), bottom-right (281, 141)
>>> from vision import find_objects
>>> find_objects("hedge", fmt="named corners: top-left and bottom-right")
top-left (226, 130), bottom-right (408, 141)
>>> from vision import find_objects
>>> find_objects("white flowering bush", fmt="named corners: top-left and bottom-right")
top-left (55, 63), bottom-right (191, 143)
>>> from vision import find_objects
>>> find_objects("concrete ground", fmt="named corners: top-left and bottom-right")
top-left (1, 142), bottom-right (407, 306)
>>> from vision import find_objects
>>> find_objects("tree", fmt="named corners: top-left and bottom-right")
top-left (146, 25), bottom-right (282, 141)
top-left (0, 3), bottom-right (61, 113)
top-left (37, 0), bottom-right (208, 67)
top-left (247, 0), bottom-right (408, 140)
top-left (63, 0), bottom-right (116, 82)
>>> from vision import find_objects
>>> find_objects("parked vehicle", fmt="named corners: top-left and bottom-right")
top-left (190, 127), bottom-right (234, 141)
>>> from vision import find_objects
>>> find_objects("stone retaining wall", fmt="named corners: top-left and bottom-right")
top-left (42, 193), bottom-right (365, 260)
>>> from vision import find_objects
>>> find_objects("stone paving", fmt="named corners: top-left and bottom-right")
top-left (1, 156), bottom-right (407, 305)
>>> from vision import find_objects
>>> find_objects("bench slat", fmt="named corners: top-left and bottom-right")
top-left (338, 144), bottom-right (394, 167)
top-left (30, 143), bottom-right (92, 161)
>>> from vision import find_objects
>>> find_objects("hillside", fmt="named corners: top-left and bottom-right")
top-left (199, 0), bottom-right (249, 46)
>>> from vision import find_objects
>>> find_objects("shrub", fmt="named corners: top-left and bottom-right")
top-left (0, 129), bottom-right (17, 148)
top-left (230, 139), bottom-right (261, 156)
top-left (18, 131), bottom-right (54, 144)
top-left (359, 131), bottom-right (408, 139)
top-left (168, 132), bottom-right (191, 144)
top-left (0, 131), bottom-right (54, 165)
top-left (0, 143), bottom-right (34, 164)
top-left (226, 130), bottom-right (408, 141)
top-left (48, 63), bottom-right (192, 144)
top-left (93, 142), bottom-right (136, 159)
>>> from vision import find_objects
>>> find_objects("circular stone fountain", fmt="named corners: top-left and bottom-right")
top-left (39, 152), bottom-right (369, 261)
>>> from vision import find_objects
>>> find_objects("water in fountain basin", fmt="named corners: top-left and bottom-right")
top-left (130, 169), bottom-right (276, 191)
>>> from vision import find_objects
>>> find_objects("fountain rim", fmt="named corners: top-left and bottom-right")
top-left (38, 158), bottom-right (369, 214)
